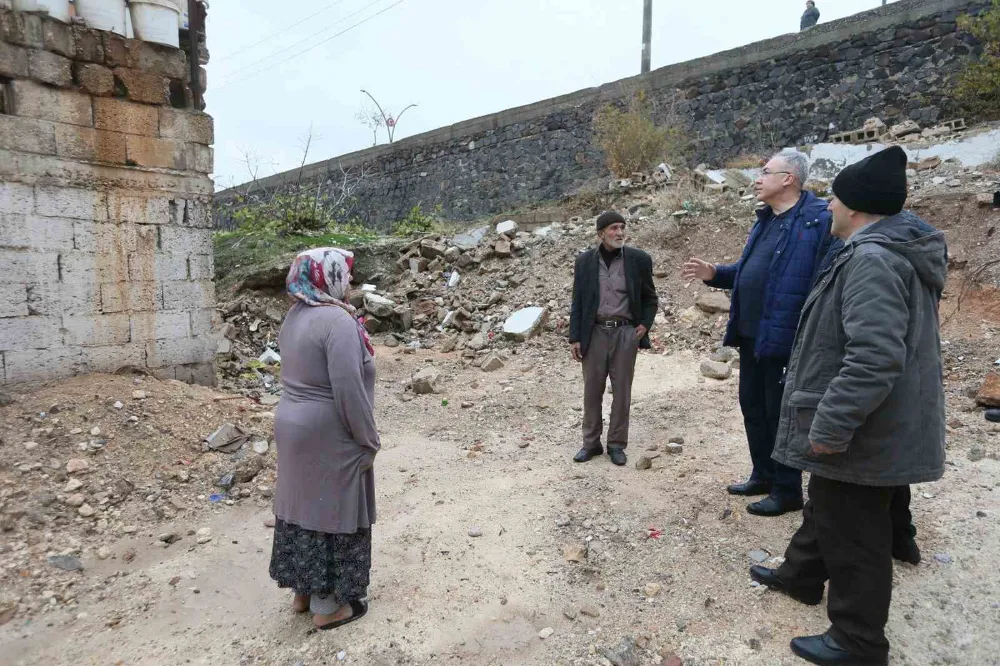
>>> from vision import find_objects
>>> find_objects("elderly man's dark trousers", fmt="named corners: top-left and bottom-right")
top-left (738, 338), bottom-right (802, 500)
top-left (582, 325), bottom-right (639, 452)
top-left (776, 474), bottom-right (894, 662)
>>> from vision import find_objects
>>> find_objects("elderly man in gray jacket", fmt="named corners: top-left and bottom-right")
top-left (749, 146), bottom-right (946, 666)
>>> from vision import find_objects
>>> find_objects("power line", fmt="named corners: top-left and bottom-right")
top-left (215, 0), bottom-right (403, 88)
top-left (216, 0), bottom-right (351, 63)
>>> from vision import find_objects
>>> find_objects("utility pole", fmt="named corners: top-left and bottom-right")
top-left (641, 0), bottom-right (652, 74)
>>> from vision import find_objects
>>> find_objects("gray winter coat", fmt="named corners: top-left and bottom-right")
top-left (800, 6), bottom-right (820, 30)
top-left (771, 212), bottom-right (947, 486)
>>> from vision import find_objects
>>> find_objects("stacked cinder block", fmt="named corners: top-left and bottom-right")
top-left (0, 8), bottom-right (216, 386)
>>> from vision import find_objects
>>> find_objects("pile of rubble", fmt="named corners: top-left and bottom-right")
top-left (0, 374), bottom-right (278, 622)
top-left (829, 117), bottom-right (968, 146)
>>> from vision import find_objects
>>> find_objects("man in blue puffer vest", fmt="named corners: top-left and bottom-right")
top-left (683, 149), bottom-right (833, 517)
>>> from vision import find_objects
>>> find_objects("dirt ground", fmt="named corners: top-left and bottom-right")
top-left (3, 180), bottom-right (1000, 665)
top-left (2, 336), bottom-right (998, 666)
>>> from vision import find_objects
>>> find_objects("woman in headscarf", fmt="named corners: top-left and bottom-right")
top-left (269, 247), bottom-right (379, 630)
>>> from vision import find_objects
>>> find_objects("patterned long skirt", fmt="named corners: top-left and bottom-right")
top-left (268, 519), bottom-right (371, 605)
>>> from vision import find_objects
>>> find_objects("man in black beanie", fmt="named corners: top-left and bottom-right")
top-left (569, 211), bottom-right (658, 466)
top-left (750, 146), bottom-right (947, 666)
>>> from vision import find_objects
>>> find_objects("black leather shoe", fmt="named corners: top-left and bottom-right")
top-left (892, 538), bottom-right (921, 565)
top-left (574, 448), bottom-right (600, 463)
top-left (749, 565), bottom-right (823, 606)
top-left (608, 448), bottom-right (627, 466)
top-left (747, 495), bottom-right (804, 517)
top-left (727, 479), bottom-right (772, 496)
top-left (790, 633), bottom-right (888, 665)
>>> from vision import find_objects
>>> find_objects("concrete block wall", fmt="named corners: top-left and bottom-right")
top-left (0, 8), bottom-right (216, 386)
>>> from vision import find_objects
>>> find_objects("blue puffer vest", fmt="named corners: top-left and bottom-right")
top-left (706, 190), bottom-right (833, 360)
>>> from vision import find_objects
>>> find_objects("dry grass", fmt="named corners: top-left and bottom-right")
top-left (724, 153), bottom-right (767, 169)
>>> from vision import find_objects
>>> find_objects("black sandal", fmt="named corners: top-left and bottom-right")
top-left (316, 600), bottom-right (368, 631)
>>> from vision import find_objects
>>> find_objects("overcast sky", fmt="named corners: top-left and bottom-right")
top-left (206, 0), bottom-right (897, 190)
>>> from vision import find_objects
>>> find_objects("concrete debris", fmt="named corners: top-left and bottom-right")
top-left (502, 307), bottom-right (547, 342)
top-left (701, 360), bottom-right (733, 380)
top-left (453, 226), bottom-right (490, 250)
top-left (204, 423), bottom-right (249, 454)
top-left (494, 239), bottom-right (513, 257)
top-left (363, 293), bottom-right (397, 318)
top-left (496, 220), bottom-right (519, 236)
top-left (258, 349), bottom-right (281, 365)
top-left (695, 292), bottom-right (732, 314)
top-left (599, 638), bottom-right (641, 666)
top-left (480, 354), bottom-right (505, 372)
top-left (66, 459), bottom-right (90, 474)
top-left (411, 368), bottom-right (441, 395)
top-left (538, 627), bottom-right (554, 640)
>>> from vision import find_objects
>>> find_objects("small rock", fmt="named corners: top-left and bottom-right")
top-left (497, 220), bottom-right (519, 236)
top-left (749, 549), bottom-right (770, 563)
top-left (216, 472), bottom-right (236, 490)
top-left (555, 516), bottom-right (571, 527)
top-left (600, 638), bottom-right (641, 666)
top-left (96, 547), bottom-right (111, 560)
top-left (668, 435), bottom-right (685, 445)
top-left (252, 439), bottom-right (269, 455)
top-left (411, 367), bottom-right (441, 395)
top-left (159, 532), bottom-right (181, 544)
top-left (132, 390), bottom-right (147, 400)
top-left (113, 401), bottom-right (123, 410)
top-left (89, 427), bottom-right (101, 436)
top-left (196, 528), bottom-right (213, 544)
top-left (635, 455), bottom-right (655, 471)
top-left (468, 527), bottom-right (483, 538)
top-left (64, 478), bottom-right (83, 492)
top-left (47, 554), bottom-right (83, 571)
top-left (563, 607), bottom-right (578, 620)
top-left (564, 543), bottom-right (588, 562)
top-left (580, 604), bottom-right (600, 618)
top-left (264, 517), bottom-right (276, 528)
top-left (538, 627), bottom-right (554, 640)
top-left (78, 504), bottom-right (96, 517)
top-left (66, 459), bottom-right (90, 474)
top-left (66, 494), bottom-right (86, 508)
top-left (23, 441), bottom-right (39, 451)
top-left (977, 510), bottom-right (987, 518)
top-left (934, 553), bottom-right (953, 564)
top-left (700, 360), bottom-right (732, 380)
top-left (644, 582), bottom-right (662, 597)
top-left (696, 292), bottom-right (732, 314)
top-left (665, 443), bottom-right (683, 454)
top-left (258, 485), bottom-right (273, 498)
top-left (748, 638), bottom-right (762, 651)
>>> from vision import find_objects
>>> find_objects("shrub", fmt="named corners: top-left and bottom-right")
top-left (593, 90), bottom-right (692, 178)
top-left (955, 0), bottom-right (1000, 119)
top-left (392, 204), bottom-right (441, 237)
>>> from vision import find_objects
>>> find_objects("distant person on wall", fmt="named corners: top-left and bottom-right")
top-left (801, 0), bottom-right (820, 30)
top-left (682, 150), bottom-right (833, 517)
top-left (569, 211), bottom-right (658, 467)
top-left (269, 248), bottom-right (379, 630)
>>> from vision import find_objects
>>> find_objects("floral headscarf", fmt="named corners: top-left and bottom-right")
top-left (286, 247), bottom-right (374, 356)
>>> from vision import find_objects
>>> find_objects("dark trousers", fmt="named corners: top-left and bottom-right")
top-left (891, 485), bottom-right (916, 543)
top-left (777, 475), bottom-right (894, 661)
top-left (582, 325), bottom-right (639, 452)
top-left (738, 339), bottom-right (802, 500)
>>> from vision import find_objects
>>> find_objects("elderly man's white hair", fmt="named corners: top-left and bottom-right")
top-left (773, 149), bottom-right (810, 187)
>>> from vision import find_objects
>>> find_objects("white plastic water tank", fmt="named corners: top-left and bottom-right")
top-left (75, 0), bottom-right (127, 35)
top-left (12, 0), bottom-right (71, 23)
top-left (130, 0), bottom-right (180, 47)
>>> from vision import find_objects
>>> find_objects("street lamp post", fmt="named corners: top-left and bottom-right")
top-left (641, 0), bottom-right (652, 74)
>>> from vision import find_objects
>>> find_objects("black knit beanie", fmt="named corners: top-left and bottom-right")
top-left (832, 146), bottom-right (908, 216)
top-left (596, 211), bottom-right (626, 231)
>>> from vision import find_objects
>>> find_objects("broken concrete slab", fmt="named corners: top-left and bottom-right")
top-left (496, 220), bottom-right (518, 236)
top-left (976, 372), bottom-right (1000, 407)
top-left (453, 226), bottom-right (490, 250)
top-left (363, 293), bottom-right (397, 318)
top-left (481, 354), bottom-right (504, 372)
top-left (502, 307), bottom-right (547, 342)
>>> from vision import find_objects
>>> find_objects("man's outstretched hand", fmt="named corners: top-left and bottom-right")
top-left (682, 257), bottom-right (716, 282)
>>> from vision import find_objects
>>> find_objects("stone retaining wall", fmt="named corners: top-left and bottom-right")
top-left (217, 0), bottom-right (989, 230)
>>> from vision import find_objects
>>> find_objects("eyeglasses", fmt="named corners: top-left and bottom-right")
top-left (761, 169), bottom-right (791, 177)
